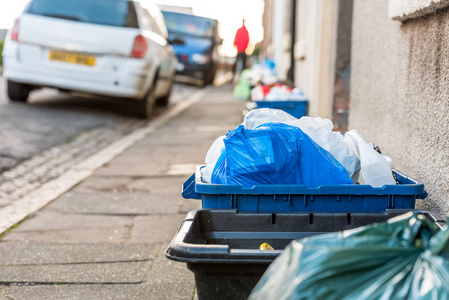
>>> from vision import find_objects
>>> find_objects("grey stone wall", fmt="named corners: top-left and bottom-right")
top-left (350, 0), bottom-right (449, 216)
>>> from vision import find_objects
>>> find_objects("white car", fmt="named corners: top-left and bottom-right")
top-left (2, 0), bottom-right (177, 118)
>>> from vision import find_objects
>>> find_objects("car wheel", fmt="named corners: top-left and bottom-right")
top-left (7, 80), bottom-right (31, 102)
top-left (156, 76), bottom-right (174, 107)
top-left (207, 69), bottom-right (216, 85)
top-left (134, 83), bottom-right (156, 119)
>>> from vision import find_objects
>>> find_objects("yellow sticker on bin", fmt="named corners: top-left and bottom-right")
top-left (259, 243), bottom-right (275, 251)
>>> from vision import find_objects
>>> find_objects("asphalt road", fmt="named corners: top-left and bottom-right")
top-left (0, 76), bottom-right (201, 172)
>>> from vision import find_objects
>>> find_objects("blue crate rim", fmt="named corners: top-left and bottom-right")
top-left (254, 100), bottom-right (308, 103)
top-left (194, 166), bottom-right (425, 196)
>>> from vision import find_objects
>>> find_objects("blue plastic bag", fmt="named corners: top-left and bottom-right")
top-left (211, 123), bottom-right (353, 187)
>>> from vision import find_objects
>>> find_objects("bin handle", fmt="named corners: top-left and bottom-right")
top-left (417, 191), bottom-right (428, 200)
top-left (182, 173), bottom-right (201, 199)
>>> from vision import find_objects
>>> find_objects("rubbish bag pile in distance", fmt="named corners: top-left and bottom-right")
top-left (211, 123), bottom-right (353, 187)
top-left (249, 212), bottom-right (449, 300)
top-left (203, 108), bottom-right (396, 187)
top-left (251, 84), bottom-right (306, 101)
top-left (244, 59), bottom-right (277, 87)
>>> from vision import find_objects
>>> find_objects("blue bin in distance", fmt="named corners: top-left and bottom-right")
top-left (254, 100), bottom-right (308, 118)
top-left (182, 166), bottom-right (427, 213)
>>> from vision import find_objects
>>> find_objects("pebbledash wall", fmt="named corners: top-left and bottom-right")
top-left (350, 0), bottom-right (449, 216)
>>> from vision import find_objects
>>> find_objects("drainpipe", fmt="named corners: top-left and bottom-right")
top-left (287, 0), bottom-right (297, 83)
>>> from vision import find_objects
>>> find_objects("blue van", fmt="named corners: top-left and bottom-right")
top-left (162, 11), bottom-right (221, 86)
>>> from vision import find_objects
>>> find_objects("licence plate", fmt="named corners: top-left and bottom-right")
top-left (49, 51), bottom-right (95, 66)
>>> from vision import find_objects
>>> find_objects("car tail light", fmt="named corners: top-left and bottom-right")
top-left (131, 35), bottom-right (148, 58)
top-left (180, 54), bottom-right (189, 62)
top-left (11, 19), bottom-right (19, 42)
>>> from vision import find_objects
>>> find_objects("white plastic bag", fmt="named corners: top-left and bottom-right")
top-left (243, 110), bottom-right (359, 178)
top-left (345, 130), bottom-right (396, 187)
top-left (201, 136), bottom-right (225, 183)
top-left (203, 109), bottom-right (393, 187)
top-left (285, 117), bottom-right (360, 179)
top-left (242, 108), bottom-right (297, 130)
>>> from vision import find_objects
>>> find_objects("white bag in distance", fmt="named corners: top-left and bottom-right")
top-left (345, 130), bottom-right (396, 187)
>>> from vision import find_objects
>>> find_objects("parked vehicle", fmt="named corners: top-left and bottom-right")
top-left (2, 0), bottom-right (177, 119)
top-left (161, 11), bottom-right (221, 86)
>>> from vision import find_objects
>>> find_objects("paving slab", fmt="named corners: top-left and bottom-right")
top-left (1, 244), bottom-right (194, 299)
top-left (142, 131), bottom-right (220, 147)
top-left (5, 212), bottom-right (133, 231)
top-left (0, 260), bottom-right (150, 284)
top-left (46, 192), bottom-right (183, 215)
top-left (73, 175), bottom-right (186, 195)
top-left (145, 247), bottom-right (195, 299)
top-left (100, 143), bottom-right (181, 156)
top-left (5, 285), bottom-right (146, 300)
top-left (168, 150), bottom-right (208, 165)
top-left (126, 176), bottom-right (188, 195)
top-left (143, 282), bottom-right (195, 300)
top-left (0, 287), bottom-right (8, 300)
top-left (0, 242), bottom-right (158, 266)
top-left (3, 213), bottom-right (133, 243)
top-left (96, 156), bottom-right (170, 177)
top-left (128, 139), bottom-right (209, 154)
top-left (130, 214), bottom-right (186, 244)
top-left (71, 176), bottom-right (134, 193)
top-left (3, 227), bottom-right (131, 244)
top-left (3, 283), bottom-right (193, 300)
top-left (94, 142), bottom-right (207, 177)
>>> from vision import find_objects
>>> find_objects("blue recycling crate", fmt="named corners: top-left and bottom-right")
top-left (182, 166), bottom-right (426, 213)
top-left (254, 100), bottom-right (308, 118)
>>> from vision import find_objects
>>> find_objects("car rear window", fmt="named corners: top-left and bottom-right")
top-left (162, 11), bottom-right (217, 39)
top-left (26, 0), bottom-right (138, 28)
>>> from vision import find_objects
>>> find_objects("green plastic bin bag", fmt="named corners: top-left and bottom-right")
top-left (249, 212), bottom-right (449, 300)
top-left (233, 70), bottom-right (251, 100)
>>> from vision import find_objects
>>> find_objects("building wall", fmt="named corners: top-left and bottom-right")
top-left (272, 0), bottom-right (285, 80)
top-left (294, 0), bottom-right (337, 119)
top-left (334, 0), bottom-right (353, 75)
top-left (261, 0), bottom-right (274, 60)
top-left (350, 0), bottom-right (449, 216)
top-left (332, 0), bottom-right (353, 131)
top-left (261, 0), bottom-right (292, 81)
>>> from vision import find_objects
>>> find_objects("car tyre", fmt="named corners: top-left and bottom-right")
top-left (134, 83), bottom-right (156, 119)
top-left (7, 80), bottom-right (31, 102)
top-left (206, 69), bottom-right (216, 86)
top-left (156, 76), bottom-right (174, 107)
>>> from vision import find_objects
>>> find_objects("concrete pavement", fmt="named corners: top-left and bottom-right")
top-left (0, 84), bottom-right (245, 299)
